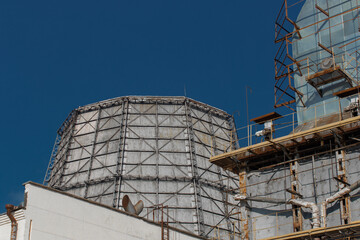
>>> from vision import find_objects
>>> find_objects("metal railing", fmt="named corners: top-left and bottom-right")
top-left (213, 93), bottom-right (360, 154)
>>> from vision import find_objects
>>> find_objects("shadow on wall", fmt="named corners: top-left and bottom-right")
top-left (250, 206), bottom-right (293, 218)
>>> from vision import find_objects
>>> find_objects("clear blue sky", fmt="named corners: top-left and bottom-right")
top-left (0, 0), bottom-right (280, 208)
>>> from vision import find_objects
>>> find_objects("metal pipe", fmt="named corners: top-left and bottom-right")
top-left (237, 179), bottom-right (360, 231)
top-left (236, 196), bottom-right (320, 229)
top-left (122, 195), bottom-right (144, 216)
top-left (350, 179), bottom-right (360, 191)
top-left (321, 179), bottom-right (360, 227)
top-left (5, 204), bottom-right (17, 240)
top-left (287, 199), bottom-right (320, 228)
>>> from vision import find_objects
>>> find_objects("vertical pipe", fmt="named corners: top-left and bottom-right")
top-left (161, 204), bottom-right (164, 240)
top-left (6, 204), bottom-right (17, 240)
top-left (250, 124), bottom-right (252, 145)
top-left (311, 155), bottom-right (318, 204)
top-left (315, 105), bottom-right (317, 127)
top-left (28, 219), bottom-right (32, 240)
top-left (246, 86), bottom-right (252, 146)
top-left (155, 102), bottom-right (160, 207)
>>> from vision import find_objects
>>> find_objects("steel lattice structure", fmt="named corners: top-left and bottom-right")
top-left (44, 96), bottom-right (241, 238)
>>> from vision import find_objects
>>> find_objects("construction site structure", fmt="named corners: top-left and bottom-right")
top-left (210, 0), bottom-right (360, 239)
top-left (43, 96), bottom-right (241, 239)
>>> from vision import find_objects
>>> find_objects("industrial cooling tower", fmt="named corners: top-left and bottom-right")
top-left (44, 96), bottom-right (240, 238)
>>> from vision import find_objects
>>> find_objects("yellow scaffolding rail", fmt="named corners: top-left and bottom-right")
top-left (261, 220), bottom-right (360, 240)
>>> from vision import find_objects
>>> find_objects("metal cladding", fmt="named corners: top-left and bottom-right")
top-left (44, 96), bottom-right (240, 238)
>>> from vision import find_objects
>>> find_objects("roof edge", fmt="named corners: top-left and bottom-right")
top-left (23, 181), bottom-right (208, 240)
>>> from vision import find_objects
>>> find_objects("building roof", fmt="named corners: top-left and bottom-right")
top-left (23, 181), bottom-right (208, 240)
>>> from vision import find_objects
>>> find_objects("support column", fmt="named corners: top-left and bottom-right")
top-left (335, 149), bottom-right (351, 224)
top-left (239, 166), bottom-right (249, 240)
top-left (113, 100), bottom-right (129, 208)
top-left (184, 100), bottom-right (205, 236)
top-left (289, 154), bottom-right (303, 232)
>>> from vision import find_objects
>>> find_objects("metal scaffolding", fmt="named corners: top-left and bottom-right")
top-left (44, 96), bottom-right (241, 239)
top-left (209, 1), bottom-right (360, 237)
top-left (274, 0), bottom-right (360, 111)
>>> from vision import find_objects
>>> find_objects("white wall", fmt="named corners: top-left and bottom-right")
top-left (1, 183), bottom-right (204, 240)
top-left (0, 210), bottom-right (26, 240)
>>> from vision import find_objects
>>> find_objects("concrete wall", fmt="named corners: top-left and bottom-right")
top-left (246, 146), bottom-right (360, 239)
top-left (0, 183), bottom-right (205, 240)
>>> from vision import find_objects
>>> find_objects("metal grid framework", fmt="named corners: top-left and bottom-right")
top-left (274, 0), bottom-right (360, 111)
top-left (44, 96), bottom-right (241, 238)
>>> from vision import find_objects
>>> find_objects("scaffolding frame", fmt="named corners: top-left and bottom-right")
top-left (274, 0), bottom-right (360, 111)
top-left (211, 74), bottom-right (360, 239)
top-left (212, 128), bottom-right (360, 239)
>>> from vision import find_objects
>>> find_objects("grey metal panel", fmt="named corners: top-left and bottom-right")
top-left (45, 96), bottom-right (239, 238)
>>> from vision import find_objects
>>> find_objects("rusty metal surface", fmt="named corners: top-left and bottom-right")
top-left (122, 195), bottom-right (144, 216)
top-left (5, 204), bottom-right (17, 240)
top-left (260, 220), bottom-right (360, 240)
top-left (250, 112), bottom-right (282, 124)
top-left (289, 161), bottom-right (303, 232)
top-left (239, 170), bottom-right (249, 240)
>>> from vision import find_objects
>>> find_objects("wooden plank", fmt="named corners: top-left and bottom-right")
top-left (274, 99), bottom-right (296, 108)
top-left (333, 86), bottom-right (360, 98)
top-left (260, 221), bottom-right (360, 240)
top-left (251, 112), bottom-right (282, 124)
top-left (306, 65), bottom-right (340, 81)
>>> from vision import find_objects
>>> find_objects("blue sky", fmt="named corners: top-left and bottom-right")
top-left (0, 0), bottom-right (280, 208)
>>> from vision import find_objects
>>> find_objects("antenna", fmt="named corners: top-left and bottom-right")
top-left (246, 86), bottom-right (252, 126)
top-left (246, 86), bottom-right (252, 146)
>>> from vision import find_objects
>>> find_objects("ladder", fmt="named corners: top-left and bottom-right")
top-left (160, 205), bottom-right (169, 240)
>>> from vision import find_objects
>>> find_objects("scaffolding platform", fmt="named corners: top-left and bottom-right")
top-left (261, 220), bottom-right (360, 240)
top-left (210, 115), bottom-right (360, 173)
top-left (334, 85), bottom-right (360, 98)
top-left (306, 65), bottom-right (354, 97)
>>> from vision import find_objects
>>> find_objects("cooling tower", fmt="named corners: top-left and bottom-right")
top-left (44, 96), bottom-right (240, 238)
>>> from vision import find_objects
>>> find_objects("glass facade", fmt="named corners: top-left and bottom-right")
top-left (293, 0), bottom-right (360, 124)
